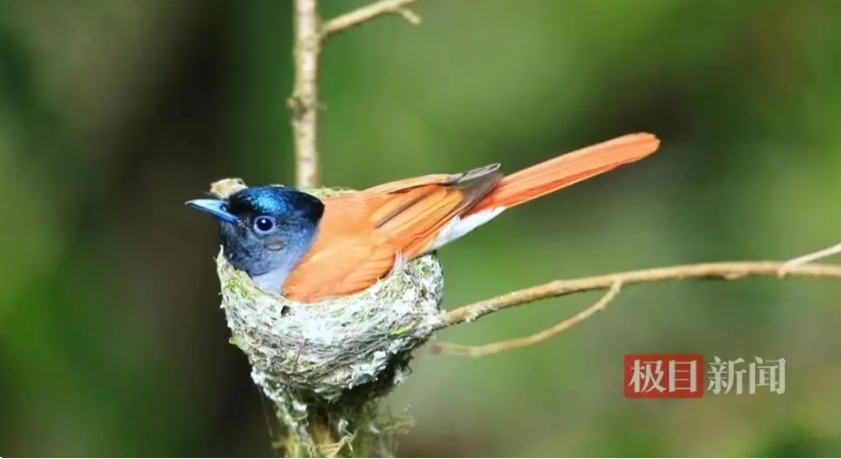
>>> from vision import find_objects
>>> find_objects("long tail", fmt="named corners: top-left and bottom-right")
top-left (469, 133), bottom-right (661, 214)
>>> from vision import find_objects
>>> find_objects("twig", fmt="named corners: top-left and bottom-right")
top-left (779, 242), bottom-right (841, 276)
top-left (432, 281), bottom-right (623, 357)
top-left (290, 0), bottom-right (426, 189)
top-left (291, 0), bottom-right (323, 189)
top-left (322, 0), bottom-right (423, 37)
top-left (438, 261), bottom-right (841, 329)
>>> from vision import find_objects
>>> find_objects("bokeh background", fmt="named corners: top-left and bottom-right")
top-left (3, 0), bottom-right (841, 456)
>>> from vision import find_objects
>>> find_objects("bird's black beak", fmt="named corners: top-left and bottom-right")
top-left (185, 198), bottom-right (239, 224)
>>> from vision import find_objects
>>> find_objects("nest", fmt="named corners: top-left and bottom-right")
top-left (208, 179), bottom-right (447, 442)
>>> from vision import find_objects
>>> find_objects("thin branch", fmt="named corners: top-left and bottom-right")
top-left (438, 261), bottom-right (841, 329)
top-left (432, 281), bottom-right (624, 357)
top-left (322, 0), bottom-right (423, 37)
top-left (779, 242), bottom-right (841, 276)
top-left (291, 0), bottom-right (322, 189)
top-left (290, 0), bottom-right (425, 189)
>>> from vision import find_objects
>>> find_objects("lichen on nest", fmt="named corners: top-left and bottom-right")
top-left (217, 249), bottom-right (445, 403)
top-left (208, 179), bottom-right (447, 448)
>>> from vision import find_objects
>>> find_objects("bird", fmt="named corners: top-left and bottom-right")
top-left (187, 132), bottom-right (661, 303)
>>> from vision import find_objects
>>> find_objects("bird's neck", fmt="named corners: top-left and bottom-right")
top-left (251, 269), bottom-right (292, 293)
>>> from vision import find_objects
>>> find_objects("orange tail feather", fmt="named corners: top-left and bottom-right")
top-left (469, 133), bottom-right (661, 213)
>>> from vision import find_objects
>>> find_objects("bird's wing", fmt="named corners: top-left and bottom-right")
top-left (281, 235), bottom-right (400, 302)
top-left (281, 167), bottom-right (502, 302)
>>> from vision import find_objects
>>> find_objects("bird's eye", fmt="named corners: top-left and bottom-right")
top-left (253, 215), bottom-right (277, 235)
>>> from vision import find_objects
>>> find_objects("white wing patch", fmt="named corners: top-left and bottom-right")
top-left (428, 207), bottom-right (506, 251)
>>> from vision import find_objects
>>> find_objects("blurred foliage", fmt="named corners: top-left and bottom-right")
top-left (2, 0), bottom-right (841, 456)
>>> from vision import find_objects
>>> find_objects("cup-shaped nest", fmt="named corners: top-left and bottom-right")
top-left (208, 180), bottom-right (447, 423)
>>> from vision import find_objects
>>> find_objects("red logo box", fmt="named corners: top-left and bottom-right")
top-left (624, 353), bottom-right (705, 398)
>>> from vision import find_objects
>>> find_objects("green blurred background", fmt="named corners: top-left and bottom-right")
top-left (2, 0), bottom-right (841, 456)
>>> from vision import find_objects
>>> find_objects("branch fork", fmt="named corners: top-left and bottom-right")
top-left (291, 0), bottom-right (424, 190)
top-left (432, 261), bottom-right (841, 357)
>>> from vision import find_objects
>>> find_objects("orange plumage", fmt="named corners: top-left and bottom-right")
top-left (282, 133), bottom-right (661, 302)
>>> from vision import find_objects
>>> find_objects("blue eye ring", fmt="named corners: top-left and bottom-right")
top-left (252, 215), bottom-right (277, 235)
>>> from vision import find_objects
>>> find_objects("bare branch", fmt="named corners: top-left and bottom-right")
top-left (432, 281), bottom-right (623, 357)
top-left (322, 0), bottom-right (423, 37)
top-left (291, 0), bottom-right (323, 189)
top-left (290, 0), bottom-right (425, 189)
top-left (438, 261), bottom-right (841, 329)
top-left (779, 242), bottom-right (841, 276)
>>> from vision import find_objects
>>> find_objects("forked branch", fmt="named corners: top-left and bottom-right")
top-left (290, 0), bottom-right (425, 189)
top-left (433, 281), bottom-right (624, 356)
top-left (322, 0), bottom-right (423, 37)
top-left (433, 261), bottom-right (841, 356)
top-left (778, 241), bottom-right (841, 275)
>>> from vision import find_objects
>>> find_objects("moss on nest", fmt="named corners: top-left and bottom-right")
top-left (216, 249), bottom-right (445, 404)
top-left (207, 179), bottom-right (447, 454)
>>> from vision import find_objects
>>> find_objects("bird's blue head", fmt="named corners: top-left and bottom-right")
top-left (186, 185), bottom-right (325, 292)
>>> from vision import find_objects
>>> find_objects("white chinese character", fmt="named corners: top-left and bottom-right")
top-left (629, 359), bottom-right (666, 393)
top-left (750, 357), bottom-right (786, 395)
top-left (707, 356), bottom-right (747, 395)
top-left (669, 359), bottom-right (698, 392)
